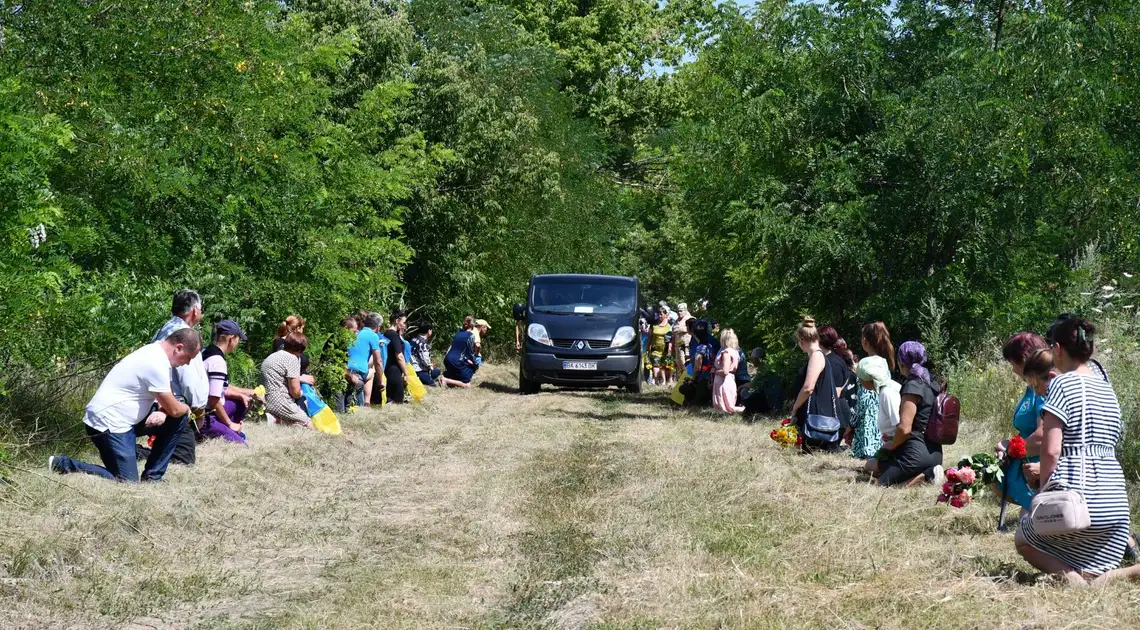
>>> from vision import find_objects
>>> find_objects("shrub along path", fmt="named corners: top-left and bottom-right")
top-left (1, 364), bottom-right (1138, 629)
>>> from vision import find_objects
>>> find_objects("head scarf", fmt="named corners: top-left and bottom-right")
top-left (897, 341), bottom-right (931, 383)
top-left (856, 355), bottom-right (892, 390)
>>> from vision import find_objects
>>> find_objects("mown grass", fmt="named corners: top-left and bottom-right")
top-left (0, 361), bottom-right (1139, 629)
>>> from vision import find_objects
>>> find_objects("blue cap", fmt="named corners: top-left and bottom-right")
top-left (215, 319), bottom-right (247, 341)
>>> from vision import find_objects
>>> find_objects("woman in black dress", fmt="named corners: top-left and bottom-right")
top-left (877, 341), bottom-right (943, 487)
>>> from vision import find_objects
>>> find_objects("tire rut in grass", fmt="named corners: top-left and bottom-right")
top-left (497, 420), bottom-right (628, 627)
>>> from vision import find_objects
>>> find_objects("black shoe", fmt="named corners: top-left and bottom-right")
top-left (1124, 532), bottom-right (1139, 566)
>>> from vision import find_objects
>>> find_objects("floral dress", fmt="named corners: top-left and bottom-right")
top-left (849, 385), bottom-right (880, 459)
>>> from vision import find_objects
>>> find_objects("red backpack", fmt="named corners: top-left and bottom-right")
top-left (925, 382), bottom-right (960, 445)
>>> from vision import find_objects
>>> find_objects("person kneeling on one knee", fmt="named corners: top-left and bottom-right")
top-left (49, 329), bottom-right (201, 482)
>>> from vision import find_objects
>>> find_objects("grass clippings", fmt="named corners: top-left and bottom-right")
top-left (1, 364), bottom-right (1138, 629)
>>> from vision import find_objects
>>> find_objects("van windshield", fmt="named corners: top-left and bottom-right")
top-left (531, 278), bottom-right (636, 315)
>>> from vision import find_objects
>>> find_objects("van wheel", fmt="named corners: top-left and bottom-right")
top-left (625, 366), bottom-right (643, 394)
top-left (519, 371), bottom-right (540, 395)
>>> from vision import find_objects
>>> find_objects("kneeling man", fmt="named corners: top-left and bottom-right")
top-left (49, 328), bottom-right (200, 482)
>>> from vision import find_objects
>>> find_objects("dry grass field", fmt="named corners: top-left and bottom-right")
top-left (2, 363), bottom-right (1139, 629)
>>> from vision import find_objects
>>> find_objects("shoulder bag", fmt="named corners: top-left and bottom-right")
top-left (1028, 377), bottom-right (1091, 535)
top-left (803, 351), bottom-right (841, 443)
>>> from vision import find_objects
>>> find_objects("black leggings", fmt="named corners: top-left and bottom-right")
top-left (385, 365), bottom-right (405, 404)
top-left (878, 437), bottom-right (943, 487)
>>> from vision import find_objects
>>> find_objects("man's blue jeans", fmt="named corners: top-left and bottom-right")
top-left (52, 413), bottom-right (189, 482)
top-left (348, 369), bottom-right (367, 406)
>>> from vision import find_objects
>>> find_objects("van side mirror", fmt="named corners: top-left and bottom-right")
top-left (512, 303), bottom-right (526, 321)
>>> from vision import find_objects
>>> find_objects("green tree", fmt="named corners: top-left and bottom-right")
top-left (2, 0), bottom-right (443, 359)
top-left (624, 0), bottom-right (1140, 369)
top-left (401, 1), bottom-right (623, 335)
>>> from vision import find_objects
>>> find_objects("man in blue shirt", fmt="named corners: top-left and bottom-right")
top-left (347, 312), bottom-right (385, 405)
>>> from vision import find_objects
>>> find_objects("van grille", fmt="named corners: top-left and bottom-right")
top-left (551, 339), bottom-right (610, 349)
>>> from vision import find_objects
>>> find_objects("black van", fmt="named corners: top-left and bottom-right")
top-left (516, 274), bottom-right (642, 394)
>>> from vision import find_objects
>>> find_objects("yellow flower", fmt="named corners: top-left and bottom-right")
top-left (254, 385), bottom-right (266, 397)
top-left (236, 60), bottom-right (249, 73)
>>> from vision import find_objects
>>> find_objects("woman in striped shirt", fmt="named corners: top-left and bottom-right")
top-left (1015, 317), bottom-right (1135, 585)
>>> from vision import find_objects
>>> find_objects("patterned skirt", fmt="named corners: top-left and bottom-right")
top-left (849, 387), bottom-right (880, 460)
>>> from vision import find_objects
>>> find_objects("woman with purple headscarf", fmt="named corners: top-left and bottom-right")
top-left (876, 341), bottom-right (944, 487)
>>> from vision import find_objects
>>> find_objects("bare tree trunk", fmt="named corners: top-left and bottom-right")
top-left (993, 0), bottom-right (1009, 51)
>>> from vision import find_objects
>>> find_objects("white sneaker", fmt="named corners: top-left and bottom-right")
top-left (931, 465), bottom-right (945, 485)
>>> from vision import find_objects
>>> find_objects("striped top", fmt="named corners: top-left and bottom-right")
top-left (1043, 371), bottom-right (1122, 455)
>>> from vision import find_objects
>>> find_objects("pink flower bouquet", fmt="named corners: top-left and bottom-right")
top-left (937, 466), bottom-right (977, 508)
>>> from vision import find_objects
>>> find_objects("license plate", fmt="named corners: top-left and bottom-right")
top-left (562, 361), bottom-right (598, 371)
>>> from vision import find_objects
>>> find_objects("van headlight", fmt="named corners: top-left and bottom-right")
top-left (610, 326), bottom-right (636, 347)
top-left (528, 323), bottom-right (553, 346)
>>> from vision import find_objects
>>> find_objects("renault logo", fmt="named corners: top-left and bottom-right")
top-left (574, 340), bottom-right (587, 350)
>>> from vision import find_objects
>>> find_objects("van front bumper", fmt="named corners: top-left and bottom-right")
top-left (522, 351), bottom-right (640, 386)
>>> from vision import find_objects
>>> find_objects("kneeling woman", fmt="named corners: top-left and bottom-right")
top-left (877, 341), bottom-right (943, 487)
top-left (260, 333), bottom-right (313, 428)
top-left (201, 320), bottom-right (260, 445)
top-left (1016, 317), bottom-right (1135, 585)
top-left (996, 332), bottom-right (1049, 512)
top-left (441, 323), bottom-right (479, 388)
top-left (789, 317), bottom-right (842, 452)
top-left (852, 355), bottom-right (897, 461)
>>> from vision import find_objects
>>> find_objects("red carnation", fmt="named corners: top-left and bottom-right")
top-left (1008, 436), bottom-right (1028, 460)
top-left (781, 418), bottom-right (794, 427)
top-left (942, 482), bottom-right (955, 496)
top-left (770, 430), bottom-right (779, 440)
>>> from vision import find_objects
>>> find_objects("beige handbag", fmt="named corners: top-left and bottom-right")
top-left (1028, 378), bottom-right (1091, 535)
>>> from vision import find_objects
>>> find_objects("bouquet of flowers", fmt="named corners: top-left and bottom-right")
top-left (249, 385), bottom-right (267, 421)
top-left (770, 419), bottom-right (800, 449)
top-left (1006, 435), bottom-right (1028, 461)
top-left (937, 466), bottom-right (978, 508)
top-left (936, 453), bottom-right (1004, 508)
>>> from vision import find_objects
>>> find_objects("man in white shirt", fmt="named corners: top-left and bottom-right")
top-left (149, 289), bottom-right (210, 465)
top-left (49, 328), bottom-right (201, 482)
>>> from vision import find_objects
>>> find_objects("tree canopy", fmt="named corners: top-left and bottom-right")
top-left (1, 0), bottom-right (1137, 373)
